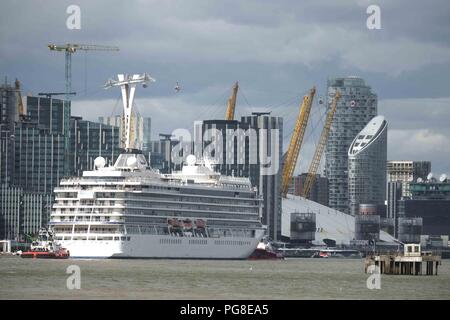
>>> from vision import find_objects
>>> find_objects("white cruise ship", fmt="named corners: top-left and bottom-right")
top-left (48, 73), bottom-right (265, 259)
top-left (49, 153), bottom-right (265, 259)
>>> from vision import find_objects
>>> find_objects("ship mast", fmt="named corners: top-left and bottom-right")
top-left (104, 73), bottom-right (155, 151)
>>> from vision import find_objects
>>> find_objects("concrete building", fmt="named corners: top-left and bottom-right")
top-left (194, 113), bottom-right (283, 241)
top-left (387, 161), bottom-right (431, 198)
top-left (354, 204), bottom-right (381, 242)
top-left (288, 173), bottom-right (329, 206)
top-left (348, 115), bottom-right (387, 216)
top-left (69, 116), bottom-right (120, 176)
top-left (325, 76), bottom-right (377, 214)
top-left (398, 179), bottom-right (450, 238)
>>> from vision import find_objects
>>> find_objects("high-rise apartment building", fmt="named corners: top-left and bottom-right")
top-left (139, 117), bottom-right (152, 151)
top-left (387, 181), bottom-right (402, 237)
top-left (1, 93), bottom-right (68, 239)
top-left (288, 173), bottom-right (329, 206)
top-left (0, 185), bottom-right (52, 241)
top-left (348, 115), bottom-right (387, 216)
top-left (195, 113), bottom-right (283, 241)
top-left (69, 116), bottom-right (120, 176)
top-left (7, 96), bottom-right (70, 193)
top-left (0, 81), bottom-right (19, 186)
top-left (325, 76), bottom-right (377, 214)
top-left (13, 120), bottom-right (66, 193)
top-left (147, 135), bottom-right (179, 173)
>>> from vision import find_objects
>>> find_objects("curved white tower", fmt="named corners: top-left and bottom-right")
top-left (348, 115), bottom-right (388, 216)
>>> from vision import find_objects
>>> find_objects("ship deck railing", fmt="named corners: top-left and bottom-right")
top-left (58, 176), bottom-right (254, 191)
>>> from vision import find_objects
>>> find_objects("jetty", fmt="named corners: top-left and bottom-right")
top-left (365, 244), bottom-right (441, 275)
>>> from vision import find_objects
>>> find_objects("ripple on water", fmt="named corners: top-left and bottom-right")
top-left (0, 257), bottom-right (449, 299)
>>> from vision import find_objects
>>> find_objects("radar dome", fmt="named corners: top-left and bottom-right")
top-left (94, 157), bottom-right (106, 169)
top-left (186, 154), bottom-right (196, 166)
top-left (126, 156), bottom-right (137, 167)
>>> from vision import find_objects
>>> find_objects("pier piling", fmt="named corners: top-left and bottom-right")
top-left (365, 244), bottom-right (441, 276)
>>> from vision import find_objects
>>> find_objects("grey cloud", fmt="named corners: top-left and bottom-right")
top-left (2, 0), bottom-right (450, 173)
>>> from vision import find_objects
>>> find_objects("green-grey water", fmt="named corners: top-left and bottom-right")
top-left (1, 256), bottom-right (449, 299)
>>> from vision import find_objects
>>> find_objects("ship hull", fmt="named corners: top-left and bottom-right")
top-left (57, 231), bottom-right (264, 259)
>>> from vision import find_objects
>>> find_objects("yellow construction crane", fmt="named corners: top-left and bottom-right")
top-left (281, 86), bottom-right (316, 198)
top-left (14, 79), bottom-right (25, 118)
top-left (48, 43), bottom-right (119, 100)
top-left (301, 90), bottom-right (341, 199)
top-left (225, 81), bottom-right (239, 120)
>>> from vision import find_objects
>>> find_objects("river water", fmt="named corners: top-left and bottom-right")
top-left (0, 256), bottom-right (449, 299)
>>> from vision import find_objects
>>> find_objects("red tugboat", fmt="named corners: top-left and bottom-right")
top-left (21, 228), bottom-right (70, 259)
top-left (248, 241), bottom-right (284, 260)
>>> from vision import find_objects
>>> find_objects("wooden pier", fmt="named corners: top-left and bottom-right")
top-left (365, 244), bottom-right (441, 276)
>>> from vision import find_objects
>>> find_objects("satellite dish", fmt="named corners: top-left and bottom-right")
top-left (126, 156), bottom-right (137, 167)
top-left (439, 174), bottom-right (447, 182)
top-left (427, 172), bottom-right (433, 181)
top-left (350, 100), bottom-right (356, 107)
top-left (417, 177), bottom-right (423, 183)
top-left (186, 154), bottom-right (196, 166)
top-left (94, 157), bottom-right (106, 169)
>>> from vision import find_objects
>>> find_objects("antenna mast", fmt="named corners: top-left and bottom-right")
top-left (104, 73), bottom-right (155, 151)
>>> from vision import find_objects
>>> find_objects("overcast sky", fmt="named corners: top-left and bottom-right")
top-left (1, 0), bottom-right (449, 175)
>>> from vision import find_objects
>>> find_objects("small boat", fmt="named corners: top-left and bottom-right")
top-left (248, 241), bottom-right (284, 260)
top-left (312, 251), bottom-right (330, 258)
top-left (21, 228), bottom-right (70, 259)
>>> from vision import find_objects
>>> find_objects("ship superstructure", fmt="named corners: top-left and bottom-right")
top-left (50, 152), bottom-right (264, 258)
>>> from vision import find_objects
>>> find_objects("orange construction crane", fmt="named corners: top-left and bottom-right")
top-left (301, 90), bottom-right (341, 199)
top-left (281, 86), bottom-right (316, 198)
top-left (225, 81), bottom-right (239, 120)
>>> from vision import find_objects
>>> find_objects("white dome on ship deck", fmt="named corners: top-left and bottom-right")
top-left (186, 154), bottom-right (197, 166)
top-left (126, 156), bottom-right (138, 167)
top-left (94, 156), bottom-right (106, 169)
